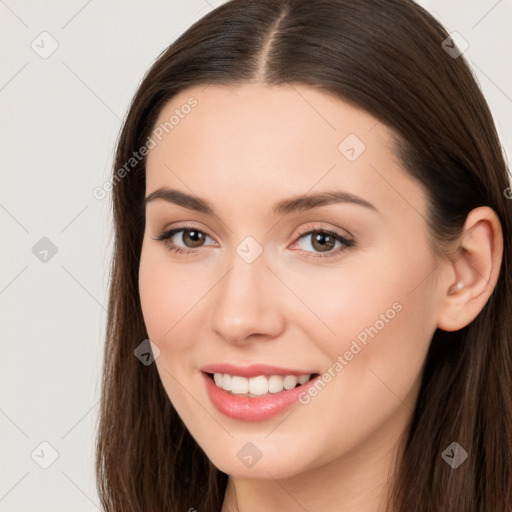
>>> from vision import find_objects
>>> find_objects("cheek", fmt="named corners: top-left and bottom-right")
top-left (288, 247), bottom-right (434, 352)
top-left (138, 245), bottom-right (208, 343)
top-left (138, 251), bottom-right (173, 342)
top-left (138, 248), bottom-right (199, 405)
top-left (289, 241), bottom-right (438, 408)
top-left (284, 259), bottom-right (436, 461)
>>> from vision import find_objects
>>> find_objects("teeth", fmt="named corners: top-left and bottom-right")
top-left (283, 375), bottom-right (298, 390)
top-left (222, 373), bottom-right (232, 391)
top-left (212, 373), bottom-right (312, 396)
top-left (231, 375), bottom-right (249, 394)
top-left (248, 375), bottom-right (268, 395)
top-left (298, 374), bottom-right (310, 385)
top-left (213, 372), bottom-right (223, 387)
top-left (268, 375), bottom-right (284, 393)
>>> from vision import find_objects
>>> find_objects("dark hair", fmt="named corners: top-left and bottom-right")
top-left (95, 0), bottom-right (512, 510)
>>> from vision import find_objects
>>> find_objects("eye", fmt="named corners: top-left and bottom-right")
top-left (153, 224), bottom-right (355, 259)
top-left (152, 226), bottom-right (216, 255)
top-left (289, 227), bottom-right (355, 258)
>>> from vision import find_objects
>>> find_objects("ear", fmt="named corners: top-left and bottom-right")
top-left (436, 206), bottom-right (503, 332)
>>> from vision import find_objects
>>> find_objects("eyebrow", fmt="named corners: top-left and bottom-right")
top-left (144, 187), bottom-right (378, 216)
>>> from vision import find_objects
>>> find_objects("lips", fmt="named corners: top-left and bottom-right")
top-left (200, 364), bottom-right (322, 421)
top-left (200, 363), bottom-right (318, 378)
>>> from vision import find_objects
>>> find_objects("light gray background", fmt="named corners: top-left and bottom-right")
top-left (1, 1), bottom-right (511, 510)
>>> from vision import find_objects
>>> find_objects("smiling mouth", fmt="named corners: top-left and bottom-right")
top-left (204, 371), bottom-right (320, 397)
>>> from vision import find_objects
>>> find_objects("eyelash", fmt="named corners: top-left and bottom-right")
top-left (152, 224), bottom-right (356, 259)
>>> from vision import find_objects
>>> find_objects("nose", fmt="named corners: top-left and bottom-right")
top-left (209, 250), bottom-right (286, 345)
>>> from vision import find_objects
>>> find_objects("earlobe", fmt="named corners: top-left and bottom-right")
top-left (436, 206), bottom-right (503, 332)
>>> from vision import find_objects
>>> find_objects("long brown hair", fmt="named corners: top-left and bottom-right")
top-left (95, 0), bottom-right (512, 510)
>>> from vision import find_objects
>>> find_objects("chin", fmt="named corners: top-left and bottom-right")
top-left (196, 436), bottom-right (317, 480)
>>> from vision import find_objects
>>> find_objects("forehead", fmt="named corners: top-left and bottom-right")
top-left (145, 83), bottom-right (427, 222)
top-left (147, 83), bottom-right (389, 178)
top-left (150, 82), bottom-right (384, 158)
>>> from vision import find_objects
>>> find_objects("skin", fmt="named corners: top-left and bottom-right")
top-left (138, 83), bottom-right (503, 512)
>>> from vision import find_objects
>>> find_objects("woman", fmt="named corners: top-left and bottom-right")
top-left (96, 0), bottom-right (512, 510)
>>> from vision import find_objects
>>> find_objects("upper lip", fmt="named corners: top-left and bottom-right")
top-left (200, 363), bottom-right (318, 378)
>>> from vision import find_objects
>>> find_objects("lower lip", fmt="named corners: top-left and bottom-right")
top-left (201, 371), bottom-right (320, 421)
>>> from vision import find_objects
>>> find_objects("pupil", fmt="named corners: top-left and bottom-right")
top-left (184, 230), bottom-right (203, 247)
top-left (313, 232), bottom-right (334, 252)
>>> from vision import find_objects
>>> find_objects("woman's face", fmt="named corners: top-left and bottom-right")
top-left (139, 83), bottom-right (446, 479)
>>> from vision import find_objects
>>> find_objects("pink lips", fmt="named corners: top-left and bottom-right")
top-left (200, 363), bottom-right (315, 378)
top-left (200, 367), bottom-right (321, 422)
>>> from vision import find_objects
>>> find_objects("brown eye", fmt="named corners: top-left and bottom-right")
top-left (153, 227), bottom-right (215, 255)
top-left (291, 228), bottom-right (355, 258)
top-left (181, 229), bottom-right (206, 248)
top-left (310, 232), bottom-right (336, 252)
